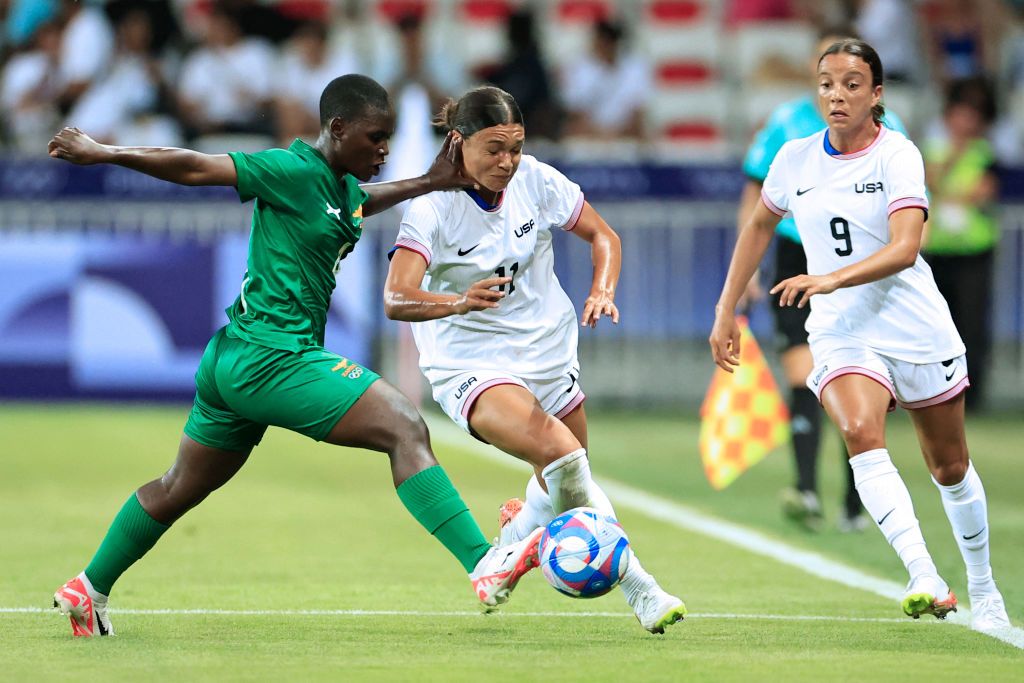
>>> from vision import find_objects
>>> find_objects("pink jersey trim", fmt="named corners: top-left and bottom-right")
top-left (460, 378), bottom-right (525, 419)
top-left (761, 190), bottom-right (786, 217)
top-left (900, 376), bottom-right (970, 410)
top-left (554, 389), bottom-right (586, 419)
top-left (394, 238), bottom-right (432, 266)
top-left (828, 125), bottom-right (886, 160)
top-left (887, 196), bottom-right (929, 217)
top-left (562, 193), bottom-right (586, 231)
top-left (817, 366), bottom-right (897, 412)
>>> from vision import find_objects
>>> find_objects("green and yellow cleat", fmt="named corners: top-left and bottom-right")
top-left (901, 575), bottom-right (958, 620)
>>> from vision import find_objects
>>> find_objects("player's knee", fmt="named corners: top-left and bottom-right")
top-left (836, 417), bottom-right (884, 454)
top-left (931, 458), bottom-right (968, 487)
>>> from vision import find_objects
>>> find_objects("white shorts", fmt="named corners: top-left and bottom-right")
top-left (428, 362), bottom-right (585, 434)
top-left (807, 338), bottom-right (970, 411)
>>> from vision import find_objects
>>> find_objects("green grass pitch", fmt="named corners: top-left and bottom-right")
top-left (1, 404), bottom-right (1021, 681)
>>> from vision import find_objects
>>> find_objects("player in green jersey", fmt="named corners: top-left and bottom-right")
top-left (47, 74), bottom-right (545, 637)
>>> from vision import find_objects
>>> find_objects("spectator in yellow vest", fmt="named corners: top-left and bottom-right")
top-left (923, 77), bottom-right (999, 412)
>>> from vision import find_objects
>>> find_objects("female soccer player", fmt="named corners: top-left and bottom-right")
top-left (48, 75), bottom-right (543, 637)
top-left (383, 86), bottom-right (686, 634)
top-left (710, 40), bottom-right (1009, 632)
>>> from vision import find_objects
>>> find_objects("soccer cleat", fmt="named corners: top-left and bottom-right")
top-left (53, 573), bottom-right (113, 637)
top-left (632, 587), bottom-right (687, 634)
top-left (969, 588), bottom-right (1010, 632)
top-left (837, 512), bottom-right (870, 534)
top-left (780, 487), bottom-right (823, 532)
top-left (901, 574), bottom-right (957, 620)
top-left (497, 498), bottom-right (525, 546)
top-left (469, 526), bottom-right (544, 609)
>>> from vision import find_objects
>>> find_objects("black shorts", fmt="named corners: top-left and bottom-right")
top-left (772, 237), bottom-right (810, 352)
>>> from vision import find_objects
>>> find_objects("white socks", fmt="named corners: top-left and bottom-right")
top-left (933, 461), bottom-right (994, 591)
top-left (539, 450), bottom-right (656, 604)
top-left (850, 449), bottom-right (937, 580)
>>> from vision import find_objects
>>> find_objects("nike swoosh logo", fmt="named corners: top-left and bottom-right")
top-left (457, 244), bottom-right (480, 256)
top-left (945, 371), bottom-right (956, 381)
top-left (796, 187), bottom-right (815, 196)
top-left (962, 527), bottom-right (986, 541)
top-left (876, 508), bottom-right (895, 525)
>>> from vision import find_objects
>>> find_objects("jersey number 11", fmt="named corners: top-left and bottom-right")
top-left (494, 262), bottom-right (519, 295)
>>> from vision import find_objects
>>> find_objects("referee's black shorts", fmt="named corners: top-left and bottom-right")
top-left (772, 237), bottom-right (811, 352)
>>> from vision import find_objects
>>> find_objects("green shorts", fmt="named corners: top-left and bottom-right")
top-left (183, 327), bottom-right (380, 452)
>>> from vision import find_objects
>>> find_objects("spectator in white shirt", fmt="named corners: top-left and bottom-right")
top-left (561, 19), bottom-right (651, 140)
top-left (56, 0), bottom-right (114, 112)
top-left (274, 21), bottom-right (362, 145)
top-left (177, 5), bottom-right (275, 138)
top-left (0, 19), bottom-right (63, 151)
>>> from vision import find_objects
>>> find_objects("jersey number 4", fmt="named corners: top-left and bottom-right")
top-left (494, 262), bottom-right (519, 295)
top-left (830, 217), bottom-right (853, 257)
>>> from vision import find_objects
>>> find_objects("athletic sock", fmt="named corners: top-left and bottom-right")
top-left (849, 449), bottom-right (937, 580)
top-left (396, 465), bottom-right (491, 573)
top-left (790, 388), bottom-right (821, 492)
top-left (84, 493), bottom-right (170, 596)
top-left (932, 462), bottom-right (994, 591)
top-left (541, 449), bottom-right (593, 512)
top-left (507, 475), bottom-right (556, 542)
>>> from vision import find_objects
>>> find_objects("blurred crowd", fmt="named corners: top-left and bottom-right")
top-left (1, 0), bottom-right (1023, 162)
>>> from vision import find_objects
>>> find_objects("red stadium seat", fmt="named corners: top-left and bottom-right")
top-left (556, 0), bottom-right (611, 23)
top-left (647, 0), bottom-right (705, 23)
top-left (275, 0), bottom-right (329, 22)
top-left (460, 0), bottom-right (513, 22)
top-left (656, 61), bottom-right (714, 85)
top-left (663, 122), bottom-right (721, 141)
top-left (377, 0), bottom-right (428, 22)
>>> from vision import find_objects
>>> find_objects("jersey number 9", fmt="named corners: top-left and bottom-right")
top-left (830, 217), bottom-right (853, 257)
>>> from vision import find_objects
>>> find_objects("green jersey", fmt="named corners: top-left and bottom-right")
top-left (225, 139), bottom-right (368, 352)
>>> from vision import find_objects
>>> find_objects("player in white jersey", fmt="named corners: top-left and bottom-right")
top-left (711, 40), bottom-right (1009, 632)
top-left (384, 86), bottom-right (686, 634)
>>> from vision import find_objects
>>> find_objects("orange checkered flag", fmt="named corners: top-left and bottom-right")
top-left (699, 317), bottom-right (790, 490)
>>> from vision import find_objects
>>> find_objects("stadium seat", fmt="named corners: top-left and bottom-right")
top-left (453, 0), bottom-right (514, 72)
top-left (727, 21), bottom-right (815, 85)
top-left (540, 0), bottom-right (612, 68)
top-left (646, 84), bottom-right (732, 158)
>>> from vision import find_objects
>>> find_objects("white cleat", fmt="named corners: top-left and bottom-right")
top-left (631, 587), bottom-right (687, 634)
top-left (901, 573), bottom-right (957, 620)
top-left (469, 527), bottom-right (544, 609)
top-left (970, 589), bottom-right (1010, 633)
top-left (53, 572), bottom-right (114, 637)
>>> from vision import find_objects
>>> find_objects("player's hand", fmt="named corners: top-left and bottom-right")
top-left (709, 311), bottom-right (741, 373)
top-left (769, 273), bottom-right (840, 309)
top-left (425, 131), bottom-right (478, 191)
top-left (47, 127), bottom-right (110, 165)
top-left (455, 276), bottom-right (511, 314)
top-left (736, 270), bottom-right (764, 311)
top-left (580, 291), bottom-right (619, 328)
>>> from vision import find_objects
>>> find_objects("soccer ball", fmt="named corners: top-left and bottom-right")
top-left (539, 507), bottom-right (630, 599)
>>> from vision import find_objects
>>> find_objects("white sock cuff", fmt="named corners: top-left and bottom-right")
top-left (848, 448), bottom-right (896, 484)
top-left (526, 474), bottom-right (549, 504)
top-left (931, 461), bottom-right (976, 495)
top-left (541, 448), bottom-right (587, 479)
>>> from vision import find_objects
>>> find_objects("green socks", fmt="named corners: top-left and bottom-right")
top-left (84, 493), bottom-right (169, 596)
top-left (396, 465), bottom-right (491, 572)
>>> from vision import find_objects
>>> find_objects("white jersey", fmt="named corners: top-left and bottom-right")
top-left (394, 154), bottom-right (585, 379)
top-left (762, 126), bottom-right (965, 363)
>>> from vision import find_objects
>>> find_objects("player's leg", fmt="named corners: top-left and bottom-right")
top-left (779, 343), bottom-right (824, 531)
top-left (54, 329), bottom-right (263, 636)
top-left (820, 374), bottom-right (952, 619)
top-left (908, 393), bottom-right (1008, 631)
top-left (313, 368), bottom-right (538, 609)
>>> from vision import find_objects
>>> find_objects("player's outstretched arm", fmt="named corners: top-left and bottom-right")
top-left (384, 249), bottom-right (510, 322)
top-left (570, 201), bottom-right (621, 328)
top-left (361, 132), bottom-right (478, 217)
top-left (769, 208), bottom-right (924, 309)
top-left (710, 198), bottom-right (780, 372)
top-left (47, 127), bottom-right (237, 186)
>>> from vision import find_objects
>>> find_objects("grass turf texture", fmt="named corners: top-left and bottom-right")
top-left (1, 404), bottom-right (1020, 681)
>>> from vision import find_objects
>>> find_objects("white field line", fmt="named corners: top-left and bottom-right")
top-left (0, 606), bottom-right (931, 624)
top-left (425, 417), bottom-right (1024, 650)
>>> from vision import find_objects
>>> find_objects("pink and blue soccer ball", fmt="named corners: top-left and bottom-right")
top-left (539, 507), bottom-right (630, 599)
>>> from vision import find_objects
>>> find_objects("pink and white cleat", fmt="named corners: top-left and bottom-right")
top-left (53, 573), bottom-right (113, 637)
top-left (469, 526), bottom-right (544, 609)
